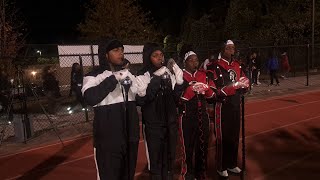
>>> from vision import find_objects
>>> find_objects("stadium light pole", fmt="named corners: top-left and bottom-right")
top-left (312, 0), bottom-right (315, 68)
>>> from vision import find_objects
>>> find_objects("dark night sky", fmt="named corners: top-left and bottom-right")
top-left (16, 0), bottom-right (85, 44)
top-left (15, 0), bottom-right (224, 44)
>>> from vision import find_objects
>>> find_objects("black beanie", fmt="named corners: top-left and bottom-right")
top-left (98, 38), bottom-right (124, 70)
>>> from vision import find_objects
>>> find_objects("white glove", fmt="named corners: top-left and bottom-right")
top-left (172, 63), bottom-right (183, 85)
top-left (233, 77), bottom-right (250, 89)
top-left (238, 77), bottom-right (250, 88)
top-left (167, 58), bottom-right (175, 73)
top-left (136, 74), bottom-right (151, 97)
top-left (113, 69), bottom-right (129, 81)
top-left (192, 82), bottom-right (209, 94)
top-left (153, 66), bottom-right (168, 76)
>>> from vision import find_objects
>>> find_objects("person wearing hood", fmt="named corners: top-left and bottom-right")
top-left (206, 40), bottom-right (249, 178)
top-left (136, 42), bottom-right (183, 180)
top-left (82, 38), bottom-right (143, 180)
top-left (176, 47), bottom-right (216, 180)
top-left (69, 63), bottom-right (85, 110)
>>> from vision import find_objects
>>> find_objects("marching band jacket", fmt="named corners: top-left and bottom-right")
top-left (206, 58), bottom-right (247, 107)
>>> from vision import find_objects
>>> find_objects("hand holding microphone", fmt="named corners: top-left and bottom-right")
top-left (167, 58), bottom-right (184, 85)
top-left (114, 69), bottom-right (132, 101)
top-left (167, 58), bottom-right (175, 73)
top-left (153, 66), bottom-right (168, 77)
top-left (113, 69), bottom-right (129, 81)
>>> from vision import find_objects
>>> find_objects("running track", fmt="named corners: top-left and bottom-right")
top-left (1, 90), bottom-right (320, 180)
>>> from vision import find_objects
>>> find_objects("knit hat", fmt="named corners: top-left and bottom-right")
top-left (98, 38), bottom-right (124, 70)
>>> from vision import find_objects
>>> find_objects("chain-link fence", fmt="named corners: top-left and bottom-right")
top-left (1, 42), bottom-right (320, 147)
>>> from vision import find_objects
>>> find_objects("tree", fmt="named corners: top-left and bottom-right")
top-left (225, 0), bottom-right (320, 45)
top-left (78, 0), bottom-right (162, 44)
top-left (0, 0), bottom-right (26, 73)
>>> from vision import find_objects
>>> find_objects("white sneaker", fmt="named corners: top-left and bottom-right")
top-left (227, 167), bottom-right (242, 174)
top-left (217, 170), bottom-right (228, 177)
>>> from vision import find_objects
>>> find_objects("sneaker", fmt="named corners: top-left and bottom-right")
top-left (217, 170), bottom-right (228, 177)
top-left (227, 167), bottom-right (242, 174)
top-left (276, 83), bottom-right (280, 86)
top-left (257, 81), bottom-right (261, 85)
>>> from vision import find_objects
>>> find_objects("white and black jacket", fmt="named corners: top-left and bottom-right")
top-left (82, 68), bottom-right (141, 146)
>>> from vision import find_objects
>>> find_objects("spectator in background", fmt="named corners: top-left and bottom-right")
top-left (245, 53), bottom-right (253, 85)
top-left (42, 66), bottom-right (61, 116)
top-left (69, 63), bottom-right (85, 111)
top-left (0, 70), bottom-right (13, 120)
top-left (267, 52), bottom-right (280, 86)
top-left (280, 52), bottom-right (290, 79)
top-left (250, 52), bottom-right (261, 86)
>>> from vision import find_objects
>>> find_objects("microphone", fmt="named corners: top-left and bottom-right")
top-left (120, 76), bottom-right (132, 101)
top-left (166, 58), bottom-right (175, 73)
top-left (161, 72), bottom-right (170, 80)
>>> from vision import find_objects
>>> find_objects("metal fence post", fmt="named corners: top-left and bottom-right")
top-left (306, 44), bottom-right (310, 86)
top-left (90, 44), bottom-right (95, 67)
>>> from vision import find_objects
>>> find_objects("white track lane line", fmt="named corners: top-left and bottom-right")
top-left (253, 153), bottom-right (315, 180)
top-left (0, 134), bottom-right (92, 159)
top-left (246, 99), bottom-right (320, 117)
top-left (4, 154), bottom-right (94, 180)
top-left (247, 89), bottom-right (320, 104)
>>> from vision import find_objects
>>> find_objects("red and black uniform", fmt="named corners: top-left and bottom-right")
top-left (176, 70), bottom-right (216, 180)
top-left (206, 58), bottom-right (247, 171)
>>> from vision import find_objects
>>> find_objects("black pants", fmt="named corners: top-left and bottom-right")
top-left (143, 109), bottom-right (177, 179)
top-left (94, 103), bottom-right (139, 180)
top-left (252, 69), bottom-right (259, 84)
top-left (269, 70), bottom-right (279, 84)
top-left (179, 109), bottom-right (209, 179)
top-left (214, 102), bottom-right (240, 171)
top-left (95, 142), bottom-right (138, 180)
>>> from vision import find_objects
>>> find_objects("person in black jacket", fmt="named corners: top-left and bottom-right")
top-left (136, 42), bottom-right (183, 180)
top-left (69, 63), bottom-right (85, 111)
top-left (42, 66), bottom-right (61, 115)
top-left (250, 52), bottom-right (261, 86)
top-left (82, 38), bottom-right (144, 180)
